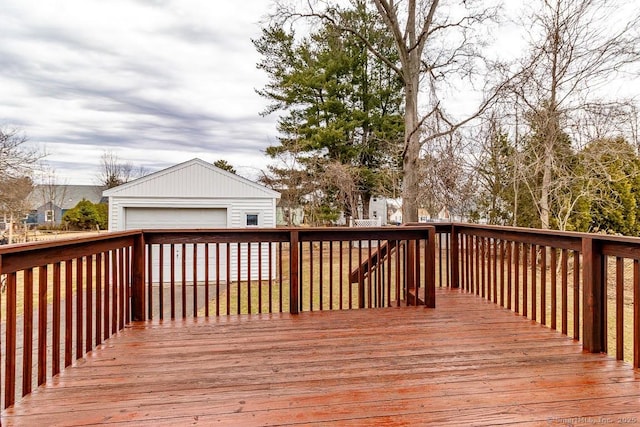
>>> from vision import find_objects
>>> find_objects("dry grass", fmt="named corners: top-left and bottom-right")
top-left (202, 243), bottom-right (411, 316)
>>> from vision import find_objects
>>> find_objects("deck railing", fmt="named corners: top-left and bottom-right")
top-left (0, 231), bottom-right (140, 409)
top-left (0, 226), bottom-right (435, 409)
top-left (438, 223), bottom-right (640, 370)
top-left (3, 222), bottom-right (640, 411)
top-left (141, 227), bottom-right (435, 319)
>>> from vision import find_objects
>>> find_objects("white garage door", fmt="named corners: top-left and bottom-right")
top-left (125, 207), bottom-right (228, 283)
top-left (124, 207), bottom-right (227, 229)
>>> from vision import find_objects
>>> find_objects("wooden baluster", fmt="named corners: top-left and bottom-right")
top-left (522, 244), bottom-right (528, 317)
top-left (258, 242), bottom-right (263, 314)
top-left (95, 254), bottom-right (102, 346)
top-left (103, 255), bottom-right (110, 341)
top-left (65, 260), bottom-right (73, 367)
top-left (193, 244), bottom-right (198, 318)
top-left (540, 246), bottom-right (546, 325)
top-left (551, 249), bottom-right (557, 330)
top-left (23, 268), bottom-right (33, 396)
top-left (38, 265), bottom-right (48, 386)
top-left (205, 243), bottom-right (210, 317)
top-left (52, 263), bottom-right (61, 377)
top-left (425, 228), bottom-right (436, 308)
top-left (634, 259), bottom-right (640, 368)
top-left (513, 242), bottom-right (519, 313)
top-left (450, 226), bottom-right (459, 289)
top-left (76, 257), bottom-right (83, 361)
top-left (616, 257), bottom-right (624, 360)
top-left (5, 272), bottom-right (17, 408)
top-left (561, 249), bottom-right (568, 335)
top-left (147, 244), bottom-right (153, 320)
top-left (289, 231), bottom-right (299, 314)
top-left (85, 256), bottom-right (93, 352)
top-left (573, 250), bottom-right (580, 340)
top-left (171, 243), bottom-right (176, 320)
top-left (181, 243), bottom-right (187, 318)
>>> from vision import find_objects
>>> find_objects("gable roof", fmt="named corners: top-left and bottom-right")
top-left (103, 158), bottom-right (280, 199)
top-left (29, 185), bottom-right (107, 210)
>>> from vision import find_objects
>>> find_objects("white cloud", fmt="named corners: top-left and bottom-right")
top-left (0, 0), bottom-right (277, 184)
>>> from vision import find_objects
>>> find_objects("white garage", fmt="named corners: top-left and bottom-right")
top-left (103, 158), bottom-right (280, 282)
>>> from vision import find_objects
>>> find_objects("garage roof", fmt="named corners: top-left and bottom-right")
top-left (103, 158), bottom-right (280, 199)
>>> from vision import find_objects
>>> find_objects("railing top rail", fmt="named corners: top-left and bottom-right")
top-left (449, 222), bottom-right (640, 243)
top-left (140, 226), bottom-right (436, 245)
top-left (0, 230), bottom-right (140, 256)
top-left (452, 224), bottom-right (583, 251)
top-left (297, 225), bottom-right (435, 242)
top-left (445, 222), bottom-right (640, 258)
top-left (0, 231), bottom-right (139, 275)
top-left (141, 228), bottom-right (292, 244)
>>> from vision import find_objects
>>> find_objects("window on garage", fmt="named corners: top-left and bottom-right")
top-left (246, 213), bottom-right (259, 227)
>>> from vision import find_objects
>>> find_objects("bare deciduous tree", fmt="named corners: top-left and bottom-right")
top-left (0, 127), bottom-right (42, 242)
top-left (0, 127), bottom-right (41, 179)
top-left (98, 151), bottom-right (147, 189)
top-left (273, 0), bottom-right (507, 222)
top-left (513, 0), bottom-right (640, 229)
top-left (320, 160), bottom-right (359, 221)
top-left (0, 176), bottom-right (33, 244)
top-left (259, 142), bottom-right (312, 226)
top-left (417, 132), bottom-right (475, 220)
top-left (36, 166), bottom-right (69, 226)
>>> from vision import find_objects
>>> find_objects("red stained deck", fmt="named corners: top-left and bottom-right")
top-left (3, 288), bottom-right (640, 426)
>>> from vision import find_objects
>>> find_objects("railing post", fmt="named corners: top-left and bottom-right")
top-left (406, 239), bottom-right (417, 305)
top-left (582, 237), bottom-right (605, 353)
top-left (450, 225), bottom-right (459, 289)
top-left (289, 230), bottom-right (299, 314)
top-left (131, 232), bottom-right (146, 322)
top-left (425, 227), bottom-right (436, 308)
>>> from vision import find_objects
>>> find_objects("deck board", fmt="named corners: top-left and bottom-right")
top-left (3, 289), bottom-right (640, 426)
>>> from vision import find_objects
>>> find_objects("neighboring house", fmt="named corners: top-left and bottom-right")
top-left (103, 158), bottom-right (281, 281)
top-left (389, 207), bottom-right (403, 225)
top-left (369, 197), bottom-right (387, 226)
top-left (418, 208), bottom-right (431, 223)
top-left (26, 185), bottom-right (106, 227)
top-left (276, 206), bottom-right (304, 226)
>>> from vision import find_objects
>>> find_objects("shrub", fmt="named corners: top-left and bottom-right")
top-left (62, 199), bottom-right (106, 230)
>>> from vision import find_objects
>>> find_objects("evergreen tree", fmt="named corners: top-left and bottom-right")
top-left (254, 4), bottom-right (404, 221)
top-left (572, 138), bottom-right (640, 235)
top-left (62, 199), bottom-right (107, 230)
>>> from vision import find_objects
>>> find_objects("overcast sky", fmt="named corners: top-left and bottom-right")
top-left (1, 1), bottom-right (638, 186)
top-left (0, 0), bottom-right (278, 184)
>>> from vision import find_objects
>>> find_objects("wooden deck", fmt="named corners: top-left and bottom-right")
top-left (3, 288), bottom-right (640, 426)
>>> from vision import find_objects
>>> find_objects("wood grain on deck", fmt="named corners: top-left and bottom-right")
top-left (3, 289), bottom-right (640, 426)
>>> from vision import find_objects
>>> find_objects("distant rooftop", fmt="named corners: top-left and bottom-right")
top-left (29, 185), bottom-right (107, 209)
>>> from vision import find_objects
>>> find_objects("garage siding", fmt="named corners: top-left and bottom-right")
top-left (109, 198), bottom-right (275, 230)
top-left (103, 158), bottom-right (280, 283)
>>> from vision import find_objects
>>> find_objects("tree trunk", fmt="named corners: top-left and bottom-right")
top-left (8, 214), bottom-right (14, 244)
top-left (539, 144), bottom-right (552, 229)
top-left (402, 76), bottom-right (421, 223)
top-left (361, 192), bottom-right (371, 220)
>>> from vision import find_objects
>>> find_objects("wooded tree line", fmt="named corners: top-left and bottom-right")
top-left (257, 0), bottom-right (640, 234)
